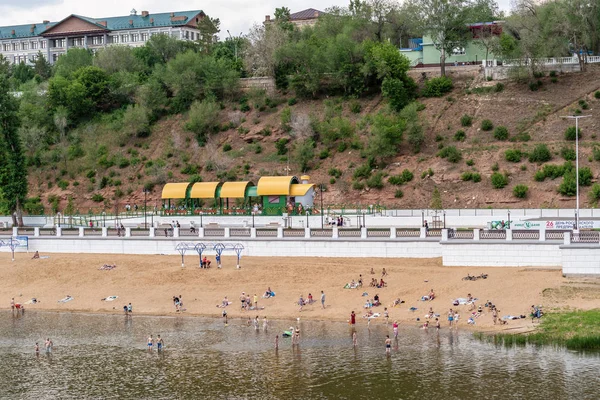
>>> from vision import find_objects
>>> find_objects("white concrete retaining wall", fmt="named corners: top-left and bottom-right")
top-left (561, 245), bottom-right (600, 276)
top-left (441, 242), bottom-right (562, 267)
top-left (20, 237), bottom-right (443, 259)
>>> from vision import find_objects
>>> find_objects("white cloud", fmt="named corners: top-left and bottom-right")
top-left (0, 0), bottom-right (513, 37)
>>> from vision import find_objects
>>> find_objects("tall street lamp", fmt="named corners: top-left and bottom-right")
top-left (102, 210), bottom-right (106, 228)
top-left (320, 184), bottom-right (324, 229)
top-left (561, 114), bottom-right (591, 230)
top-left (143, 188), bottom-right (148, 229)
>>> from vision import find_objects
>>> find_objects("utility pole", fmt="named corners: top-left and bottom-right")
top-left (561, 114), bottom-right (591, 230)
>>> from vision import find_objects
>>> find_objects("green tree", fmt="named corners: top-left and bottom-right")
top-left (12, 62), bottom-right (35, 85)
top-left (54, 48), bottom-right (93, 77)
top-left (413, 0), bottom-right (470, 76)
top-left (197, 16), bottom-right (220, 54)
top-left (430, 186), bottom-right (443, 209)
top-left (294, 138), bottom-right (315, 171)
top-left (367, 112), bottom-right (405, 161)
top-left (122, 105), bottom-right (151, 138)
top-left (93, 45), bottom-right (143, 74)
top-left (33, 52), bottom-right (52, 79)
top-left (0, 75), bottom-right (28, 226)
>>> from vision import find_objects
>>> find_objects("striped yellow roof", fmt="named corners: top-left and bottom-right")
top-left (257, 176), bottom-right (298, 196)
top-left (190, 182), bottom-right (221, 198)
top-left (161, 183), bottom-right (190, 199)
top-left (290, 184), bottom-right (314, 196)
top-left (220, 181), bottom-right (253, 198)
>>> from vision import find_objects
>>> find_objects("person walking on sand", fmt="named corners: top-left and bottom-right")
top-left (436, 318), bottom-right (441, 330)
top-left (448, 309), bottom-right (454, 327)
top-left (385, 335), bottom-right (391, 354)
top-left (298, 295), bottom-right (304, 312)
top-left (157, 335), bottom-right (164, 351)
top-left (127, 303), bottom-right (132, 315)
top-left (147, 335), bottom-right (154, 351)
top-left (321, 291), bottom-right (326, 309)
top-left (254, 294), bottom-right (258, 310)
top-left (350, 311), bottom-right (356, 326)
top-left (492, 308), bottom-right (498, 325)
top-left (45, 338), bottom-right (53, 353)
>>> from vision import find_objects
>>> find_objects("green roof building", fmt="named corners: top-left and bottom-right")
top-left (0, 9), bottom-right (206, 64)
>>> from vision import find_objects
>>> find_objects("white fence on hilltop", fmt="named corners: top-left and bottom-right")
top-left (483, 55), bottom-right (600, 68)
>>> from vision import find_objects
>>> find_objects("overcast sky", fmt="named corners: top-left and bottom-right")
top-left (0, 0), bottom-right (512, 38)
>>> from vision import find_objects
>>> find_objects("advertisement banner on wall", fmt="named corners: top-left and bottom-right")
top-left (489, 220), bottom-right (600, 230)
top-left (545, 220), bottom-right (600, 230)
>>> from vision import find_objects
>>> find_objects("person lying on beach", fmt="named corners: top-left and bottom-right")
top-left (426, 307), bottom-right (435, 319)
top-left (391, 298), bottom-right (404, 307)
top-left (32, 251), bottom-right (40, 259)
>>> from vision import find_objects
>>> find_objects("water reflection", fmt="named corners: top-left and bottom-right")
top-left (0, 311), bottom-right (598, 399)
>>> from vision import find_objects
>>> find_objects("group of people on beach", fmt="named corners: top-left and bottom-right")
top-left (147, 334), bottom-right (164, 351)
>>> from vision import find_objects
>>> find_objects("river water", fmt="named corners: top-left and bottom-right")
top-left (0, 311), bottom-right (598, 399)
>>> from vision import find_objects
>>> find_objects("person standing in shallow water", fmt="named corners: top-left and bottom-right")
top-left (385, 335), bottom-right (391, 354)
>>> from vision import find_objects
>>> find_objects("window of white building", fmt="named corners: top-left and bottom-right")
top-left (22, 42), bottom-right (29, 50)
top-left (31, 41), bottom-right (38, 49)
top-left (121, 34), bottom-right (129, 43)
top-left (3, 44), bottom-right (9, 52)
top-left (141, 33), bottom-right (148, 41)
top-left (92, 36), bottom-right (103, 45)
top-left (131, 33), bottom-right (139, 42)
top-left (41, 41), bottom-right (46, 49)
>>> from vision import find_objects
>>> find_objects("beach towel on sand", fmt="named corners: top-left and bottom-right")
top-left (454, 298), bottom-right (477, 305)
top-left (101, 296), bottom-right (118, 302)
top-left (58, 296), bottom-right (74, 303)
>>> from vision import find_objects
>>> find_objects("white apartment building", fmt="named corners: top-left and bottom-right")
top-left (0, 9), bottom-right (205, 65)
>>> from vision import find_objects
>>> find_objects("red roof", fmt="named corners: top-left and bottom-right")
top-left (290, 8), bottom-right (324, 21)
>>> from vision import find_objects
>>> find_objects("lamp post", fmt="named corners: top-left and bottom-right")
top-left (443, 210), bottom-right (446, 229)
top-left (421, 210), bottom-right (424, 227)
top-left (561, 114), bottom-right (591, 230)
top-left (57, 212), bottom-right (61, 228)
top-left (507, 210), bottom-right (511, 229)
top-left (143, 188), bottom-right (148, 229)
top-left (102, 211), bottom-right (106, 228)
top-left (320, 184), bottom-right (324, 229)
top-left (200, 211), bottom-right (203, 228)
top-left (252, 211), bottom-right (255, 228)
top-left (306, 211), bottom-right (309, 228)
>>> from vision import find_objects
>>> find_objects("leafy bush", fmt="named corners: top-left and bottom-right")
top-left (329, 178), bottom-right (336, 184)
top-left (589, 183), bottom-right (600, 202)
top-left (394, 189), bottom-right (404, 198)
top-left (466, 159), bottom-right (475, 166)
top-left (437, 146), bottom-right (462, 163)
top-left (595, 91), bottom-right (600, 99)
top-left (422, 76), bottom-right (453, 97)
top-left (513, 184), bottom-right (529, 198)
top-left (491, 172), bottom-right (508, 188)
top-left (549, 70), bottom-right (557, 78)
top-left (349, 100), bottom-right (362, 114)
top-left (275, 138), bottom-right (289, 155)
top-left (352, 181), bottom-right (365, 190)
top-left (222, 144), bottom-right (232, 152)
top-left (122, 104), bottom-right (151, 138)
top-left (579, 167), bottom-right (593, 186)
top-left (91, 194), bottom-right (104, 202)
top-left (57, 180), bottom-right (69, 190)
top-left (534, 169), bottom-right (546, 182)
top-left (510, 132), bottom-right (531, 142)
top-left (561, 147), bottom-right (576, 161)
top-left (382, 77), bottom-right (412, 111)
top-left (494, 126), bottom-right (509, 140)
top-left (495, 83), bottom-right (504, 92)
top-left (558, 173), bottom-right (576, 196)
top-left (481, 119), bottom-right (494, 131)
top-left (454, 130), bottom-right (466, 141)
top-left (366, 172), bottom-right (385, 189)
top-left (593, 147), bottom-right (600, 161)
top-left (491, 162), bottom-right (499, 172)
top-left (181, 164), bottom-right (199, 175)
top-left (118, 158), bottom-right (130, 169)
top-left (185, 99), bottom-right (220, 146)
top-left (460, 114), bottom-right (472, 127)
top-left (564, 126), bottom-right (582, 141)
top-left (328, 168), bottom-right (342, 178)
top-left (319, 149), bottom-right (330, 159)
top-left (388, 169), bottom-right (413, 185)
top-left (287, 97), bottom-right (297, 106)
top-left (528, 144), bottom-right (552, 163)
top-left (505, 149), bottom-right (522, 162)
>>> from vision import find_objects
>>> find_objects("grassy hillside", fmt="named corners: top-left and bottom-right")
top-left (27, 66), bottom-right (600, 214)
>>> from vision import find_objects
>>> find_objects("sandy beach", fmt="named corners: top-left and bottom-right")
top-left (2, 252), bottom-right (599, 332)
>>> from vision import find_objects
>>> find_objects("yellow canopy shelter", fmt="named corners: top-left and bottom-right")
top-left (190, 182), bottom-right (221, 199)
top-left (289, 184), bottom-right (314, 197)
top-left (161, 183), bottom-right (190, 199)
top-left (256, 176), bottom-right (298, 196)
top-left (220, 182), bottom-right (253, 198)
